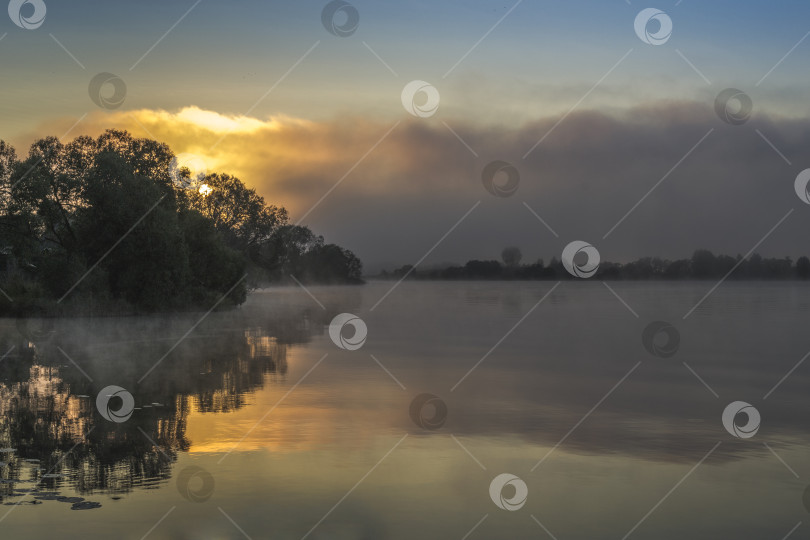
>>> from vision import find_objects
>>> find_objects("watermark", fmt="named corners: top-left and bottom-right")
top-left (489, 473), bottom-right (528, 511)
top-left (321, 0), bottom-right (359, 37)
top-left (401, 80), bottom-right (440, 118)
top-left (177, 466), bottom-right (215, 503)
top-left (409, 393), bottom-right (448, 430)
top-left (714, 88), bottom-right (752, 125)
top-left (561, 241), bottom-right (600, 279)
top-left (329, 313), bottom-right (367, 350)
top-left (88, 73), bottom-right (127, 110)
top-left (634, 8), bottom-right (672, 46)
top-left (722, 401), bottom-right (760, 439)
top-left (8, 0), bottom-right (46, 30)
top-left (96, 385), bottom-right (135, 423)
top-left (641, 321), bottom-right (680, 358)
top-left (482, 160), bottom-right (519, 198)
top-left (794, 169), bottom-right (810, 205)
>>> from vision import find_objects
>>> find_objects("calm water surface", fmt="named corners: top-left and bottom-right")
top-left (0, 281), bottom-right (808, 539)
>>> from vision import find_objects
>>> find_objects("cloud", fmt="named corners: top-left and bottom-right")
top-left (14, 102), bottom-right (810, 271)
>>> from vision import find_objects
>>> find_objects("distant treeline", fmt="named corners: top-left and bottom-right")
top-left (380, 248), bottom-right (810, 281)
top-left (0, 130), bottom-right (362, 316)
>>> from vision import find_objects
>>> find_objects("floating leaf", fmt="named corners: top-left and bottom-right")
top-left (70, 501), bottom-right (101, 510)
top-left (56, 496), bottom-right (84, 504)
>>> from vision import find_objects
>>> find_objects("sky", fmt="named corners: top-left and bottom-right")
top-left (3, 0), bottom-right (810, 271)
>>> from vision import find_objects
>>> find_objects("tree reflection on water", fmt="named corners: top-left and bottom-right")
top-left (0, 297), bottom-right (348, 506)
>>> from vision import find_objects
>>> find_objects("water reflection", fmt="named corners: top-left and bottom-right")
top-left (0, 283), bottom-right (807, 539)
top-left (0, 291), bottom-right (356, 505)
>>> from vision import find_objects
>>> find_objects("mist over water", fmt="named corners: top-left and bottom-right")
top-left (0, 281), bottom-right (807, 539)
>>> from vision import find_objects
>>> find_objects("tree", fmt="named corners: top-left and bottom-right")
top-left (179, 209), bottom-right (247, 305)
top-left (691, 249), bottom-right (717, 278)
top-left (182, 174), bottom-right (361, 284)
top-left (259, 224), bottom-right (322, 280)
top-left (186, 173), bottom-right (287, 258)
top-left (300, 244), bottom-right (363, 283)
top-left (0, 129), bottom-right (362, 315)
top-left (76, 152), bottom-right (193, 310)
top-left (501, 246), bottom-right (522, 267)
top-left (464, 260), bottom-right (502, 279)
top-left (797, 256), bottom-right (810, 279)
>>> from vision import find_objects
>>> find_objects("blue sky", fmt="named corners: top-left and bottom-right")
top-left (3, 0), bottom-right (810, 135)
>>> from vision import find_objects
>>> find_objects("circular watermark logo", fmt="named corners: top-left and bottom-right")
top-left (8, 0), bottom-right (46, 30)
top-left (170, 153), bottom-right (209, 189)
top-left (409, 393), bottom-right (448, 430)
top-left (489, 473), bottom-right (528, 511)
top-left (482, 160), bottom-right (520, 198)
top-left (714, 88), bottom-right (752, 125)
top-left (794, 169), bottom-right (810, 205)
top-left (329, 313), bottom-right (367, 350)
top-left (88, 73), bottom-right (127, 110)
top-left (561, 241), bottom-right (600, 279)
top-left (641, 321), bottom-right (680, 358)
top-left (321, 0), bottom-right (359, 37)
top-left (96, 385), bottom-right (135, 423)
top-left (634, 8), bottom-right (672, 46)
top-left (177, 466), bottom-right (215, 503)
top-left (401, 80), bottom-right (440, 118)
top-left (722, 401), bottom-right (760, 439)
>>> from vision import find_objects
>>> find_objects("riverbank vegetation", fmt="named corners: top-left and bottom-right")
top-left (0, 131), bottom-right (362, 316)
top-left (381, 247), bottom-right (810, 281)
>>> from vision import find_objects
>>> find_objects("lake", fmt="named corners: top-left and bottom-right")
top-left (0, 281), bottom-right (808, 539)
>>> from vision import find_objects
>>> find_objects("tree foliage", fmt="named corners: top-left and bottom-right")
top-left (0, 130), bottom-right (362, 315)
top-left (501, 246), bottom-right (522, 267)
top-left (384, 248), bottom-right (807, 281)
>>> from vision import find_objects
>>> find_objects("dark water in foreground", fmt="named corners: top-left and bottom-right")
top-left (0, 281), bottom-right (808, 539)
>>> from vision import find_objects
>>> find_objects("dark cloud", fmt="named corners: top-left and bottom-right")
top-left (292, 102), bottom-right (810, 271)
